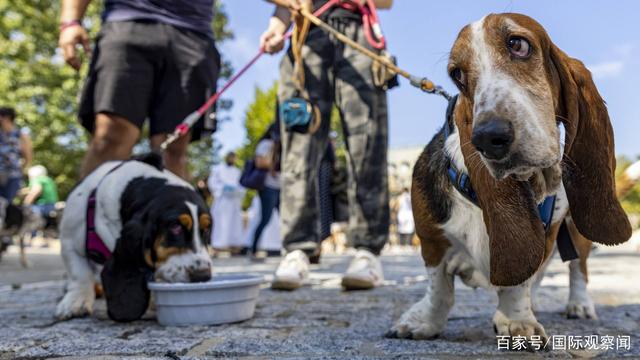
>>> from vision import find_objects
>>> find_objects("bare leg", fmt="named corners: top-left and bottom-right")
top-left (150, 133), bottom-right (191, 179)
top-left (80, 113), bottom-right (140, 178)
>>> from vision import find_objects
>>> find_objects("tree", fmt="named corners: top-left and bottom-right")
top-left (0, 0), bottom-right (233, 197)
top-left (236, 82), bottom-right (279, 164)
top-left (0, 0), bottom-right (99, 197)
top-left (617, 156), bottom-right (640, 216)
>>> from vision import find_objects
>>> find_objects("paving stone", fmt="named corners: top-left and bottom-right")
top-left (0, 246), bottom-right (638, 358)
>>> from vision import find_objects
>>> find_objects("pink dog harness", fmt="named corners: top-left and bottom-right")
top-left (86, 162), bottom-right (127, 265)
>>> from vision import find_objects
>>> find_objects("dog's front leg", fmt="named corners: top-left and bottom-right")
top-left (566, 259), bottom-right (597, 319)
top-left (387, 260), bottom-right (454, 340)
top-left (55, 243), bottom-right (96, 320)
top-left (493, 283), bottom-right (547, 347)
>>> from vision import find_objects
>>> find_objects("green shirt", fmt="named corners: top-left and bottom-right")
top-left (29, 175), bottom-right (58, 205)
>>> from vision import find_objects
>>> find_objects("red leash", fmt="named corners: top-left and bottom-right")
top-left (161, 49), bottom-right (265, 150)
top-left (323, 0), bottom-right (386, 49)
top-left (161, 0), bottom-right (385, 150)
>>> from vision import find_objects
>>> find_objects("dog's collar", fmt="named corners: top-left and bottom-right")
top-left (442, 95), bottom-right (556, 231)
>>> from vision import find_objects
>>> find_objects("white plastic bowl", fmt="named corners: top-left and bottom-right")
top-left (148, 273), bottom-right (264, 326)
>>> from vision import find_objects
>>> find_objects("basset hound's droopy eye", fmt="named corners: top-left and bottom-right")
top-left (507, 36), bottom-right (531, 59)
top-left (450, 68), bottom-right (466, 90)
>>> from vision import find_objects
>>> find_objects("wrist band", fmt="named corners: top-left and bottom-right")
top-left (60, 20), bottom-right (82, 32)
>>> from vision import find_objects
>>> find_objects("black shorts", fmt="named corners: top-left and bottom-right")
top-left (78, 20), bottom-right (220, 141)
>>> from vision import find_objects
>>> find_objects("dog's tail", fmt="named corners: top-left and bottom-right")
top-left (617, 160), bottom-right (640, 199)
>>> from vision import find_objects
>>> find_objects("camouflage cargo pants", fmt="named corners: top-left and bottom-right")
top-left (278, 17), bottom-right (390, 255)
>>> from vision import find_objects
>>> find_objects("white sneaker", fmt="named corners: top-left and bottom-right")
top-left (341, 249), bottom-right (384, 290)
top-left (271, 250), bottom-right (310, 290)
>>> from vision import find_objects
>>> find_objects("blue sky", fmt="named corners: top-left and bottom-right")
top-left (217, 0), bottom-right (640, 157)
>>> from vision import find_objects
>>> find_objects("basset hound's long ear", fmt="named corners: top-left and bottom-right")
top-left (101, 219), bottom-right (151, 322)
top-left (454, 97), bottom-right (546, 287)
top-left (550, 44), bottom-right (631, 245)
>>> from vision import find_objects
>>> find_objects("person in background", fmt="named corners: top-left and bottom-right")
top-left (196, 177), bottom-right (213, 206)
top-left (23, 165), bottom-right (59, 217)
top-left (250, 123), bottom-right (281, 260)
top-left (261, 0), bottom-right (393, 290)
top-left (395, 187), bottom-right (414, 247)
top-left (208, 152), bottom-right (245, 252)
top-left (59, 0), bottom-right (220, 179)
top-left (0, 107), bottom-right (32, 203)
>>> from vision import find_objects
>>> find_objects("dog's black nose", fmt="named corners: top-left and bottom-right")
top-left (188, 267), bottom-right (212, 283)
top-left (471, 118), bottom-right (514, 160)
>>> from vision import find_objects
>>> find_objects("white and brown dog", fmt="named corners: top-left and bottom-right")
top-left (55, 153), bottom-right (213, 322)
top-left (387, 13), bottom-right (631, 345)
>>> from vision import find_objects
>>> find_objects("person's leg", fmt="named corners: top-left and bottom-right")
top-left (77, 21), bottom-right (162, 178)
top-left (334, 21), bottom-right (390, 255)
top-left (149, 24), bottom-right (220, 179)
top-left (278, 26), bottom-right (334, 258)
top-left (251, 188), bottom-right (279, 254)
top-left (149, 132), bottom-right (191, 179)
top-left (0, 183), bottom-right (8, 201)
top-left (4, 177), bottom-right (22, 203)
top-left (334, 20), bottom-right (389, 290)
top-left (272, 28), bottom-right (334, 290)
top-left (80, 113), bottom-right (139, 177)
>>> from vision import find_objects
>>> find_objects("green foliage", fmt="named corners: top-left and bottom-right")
top-left (236, 82), bottom-right (279, 164)
top-left (0, 0), bottom-right (102, 197)
top-left (617, 156), bottom-right (640, 215)
top-left (0, 0), bottom-right (233, 197)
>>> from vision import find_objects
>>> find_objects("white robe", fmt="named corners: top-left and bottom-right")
top-left (396, 192), bottom-right (415, 235)
top-left (208, 164), bottom-right (245, 249)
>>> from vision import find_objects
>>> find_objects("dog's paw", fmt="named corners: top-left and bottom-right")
top-left (493, 311), bottom-right (548, 351)
top-left (566, 301), bottom-right (597, 320)
top-left (386, 321), bottom-right (441, 340)
top-left (55, 290), bottom-right (94, 320)
top-left (385, 304), bottom-right (444, 340)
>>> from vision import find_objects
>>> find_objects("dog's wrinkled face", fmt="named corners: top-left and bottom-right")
top-left (448, 14), bottom-right (562, 186)
top-left (147, 201), bottom-right (213, 283)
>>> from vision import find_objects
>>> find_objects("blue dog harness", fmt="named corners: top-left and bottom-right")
top-left (442, 95), bottom-right (577, 260)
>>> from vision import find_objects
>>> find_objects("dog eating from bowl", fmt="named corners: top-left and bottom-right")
top-left (55, 153), bottom-right (213, 322)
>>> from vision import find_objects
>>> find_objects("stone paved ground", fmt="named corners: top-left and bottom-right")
top-left (0, 243), bottom-right (638, 359)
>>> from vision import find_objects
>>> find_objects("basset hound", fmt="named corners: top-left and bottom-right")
top-left (55, 153), bottom-right (213, 322)
top-left (387, 13), bottom-right (631, 345)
